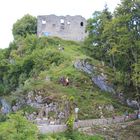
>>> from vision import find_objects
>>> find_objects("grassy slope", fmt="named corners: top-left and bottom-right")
top-left (8, 37), bottom-right (132, 119)
top-left (84, 120), bottom-right (140, 140)
top-left (39, 131), bottom-right (104, 140)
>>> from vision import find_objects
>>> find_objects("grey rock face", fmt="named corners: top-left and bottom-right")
top-left (74, 60), bottom-right (115, 93)
top-left (37, 15), bottom-right (88, 41)
top-left (0, 98), bottom-right (11, 114)
top-left (105, 105), bottom-right (114, 112)
top-left (92, 76), bottom-right (115, 93)
top-left (12, 105), bottom-right (18, 112)
top-left (74, 60), bottom-right (94, 74)
top-left (126, 99), bottom-right (140, 109)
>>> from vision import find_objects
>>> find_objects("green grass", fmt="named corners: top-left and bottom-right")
top-left (8, 37), bottom-right (133, 120)
top-left (39, 131), bottom-right (104, 140)
top-left (19, 77), bottom-right (132, 119)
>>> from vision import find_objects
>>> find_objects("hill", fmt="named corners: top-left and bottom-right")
top-left (0, 36), bottom-right (133, 122)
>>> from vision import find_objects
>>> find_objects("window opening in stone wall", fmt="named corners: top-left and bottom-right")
top-left (80, 22), bottom-right (84, 26)
top-left (60, 19), bottom-right (65, 30)
top-left (42, 19), bottom-right (46, 24)
top-left (67, 21), bottom-right (70, 25)
top-left (60, 19), bottom-right (65, 24)
top-left (52, 24), bottom-right (56, 27)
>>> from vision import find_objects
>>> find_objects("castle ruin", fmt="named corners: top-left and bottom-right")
top-left (37, 15), bottom-right (87, 41)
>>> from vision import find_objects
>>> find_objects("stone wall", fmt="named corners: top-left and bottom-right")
top-left (38, 114), bottom-right (136, 134)
top-left (37, 15), bottom-right (87, 41)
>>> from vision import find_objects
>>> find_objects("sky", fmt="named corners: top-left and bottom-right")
top-left (0, 0), bottom-right (120, 49)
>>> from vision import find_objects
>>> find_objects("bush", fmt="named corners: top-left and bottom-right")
top-left (39, 131), bottom-right (104, 140)
top-left (0, 112), bottom-right (38, 140)
top-left (0, 114), bottom-right (7, 122)
top-left (66, 115), bottom-right (75, 132)
top-left (21, 105), bottom-right (37, 114)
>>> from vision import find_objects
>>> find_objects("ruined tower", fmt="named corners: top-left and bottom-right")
top-left (37, 15), bottom-right (87, 41)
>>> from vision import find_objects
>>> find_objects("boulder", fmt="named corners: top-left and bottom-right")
top-left (105, 105), bottom-right (114, 112)
top-left (126, 99), bottom-right (139, 109)
top-left (0, 98), bottom-right (11, 114)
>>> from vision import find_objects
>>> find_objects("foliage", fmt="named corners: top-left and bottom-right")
top-left (66, 114), bottom-right (75, 132)
top-left (0, 7), bottom-right (139, 140)
top-left (84, 5), bottom-right (112, 61)
top-left (21, 105), bottom-right (38, 114)
top-left (0, 112), bottom-right (38, 140)
top-left (39, 131), bottom-right (104, 140)
top-left (12, 14), bottom-right (37, 39)
top-left (0, 35), bottom-right (70, 95)
top-left (0, 9), bottom-right (137, 130)
top-left (84, 0), bottom-right (140, 100)
top-left (0, 114), bottom-right (7, 122)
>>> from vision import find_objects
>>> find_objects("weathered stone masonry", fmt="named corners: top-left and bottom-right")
top-left (37, 15), bottom-right (88, 41)
top-left (38, 114), bottom-right (136, 134)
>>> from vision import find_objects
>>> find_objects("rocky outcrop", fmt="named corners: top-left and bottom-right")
top-left (74, 59), bottom-right (94, 75)
top-left (116, 92), bottom-right (140, 109)
top-left (126, 99), bottom-right (140, 109)
top-left (10, 91), bottom-right (69, 124)
top-left (74, 59), bottom-right (140, 109)
top-left (92, 75), bottom-right (115, 93)
top-left (74, 59), bottom-right (115, 93)
top-left (0, 98), bottom-right (11, 114)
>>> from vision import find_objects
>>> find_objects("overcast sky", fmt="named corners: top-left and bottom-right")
top-left (0, 0), bottom-right (120, 49)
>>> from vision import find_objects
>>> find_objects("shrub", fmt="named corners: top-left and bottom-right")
top-left (66, 114), bottom-right (75, 132)
top-left (0, 112), bottom-right (38, 140)
top-left (0, 114), bottom-right (7, 122)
